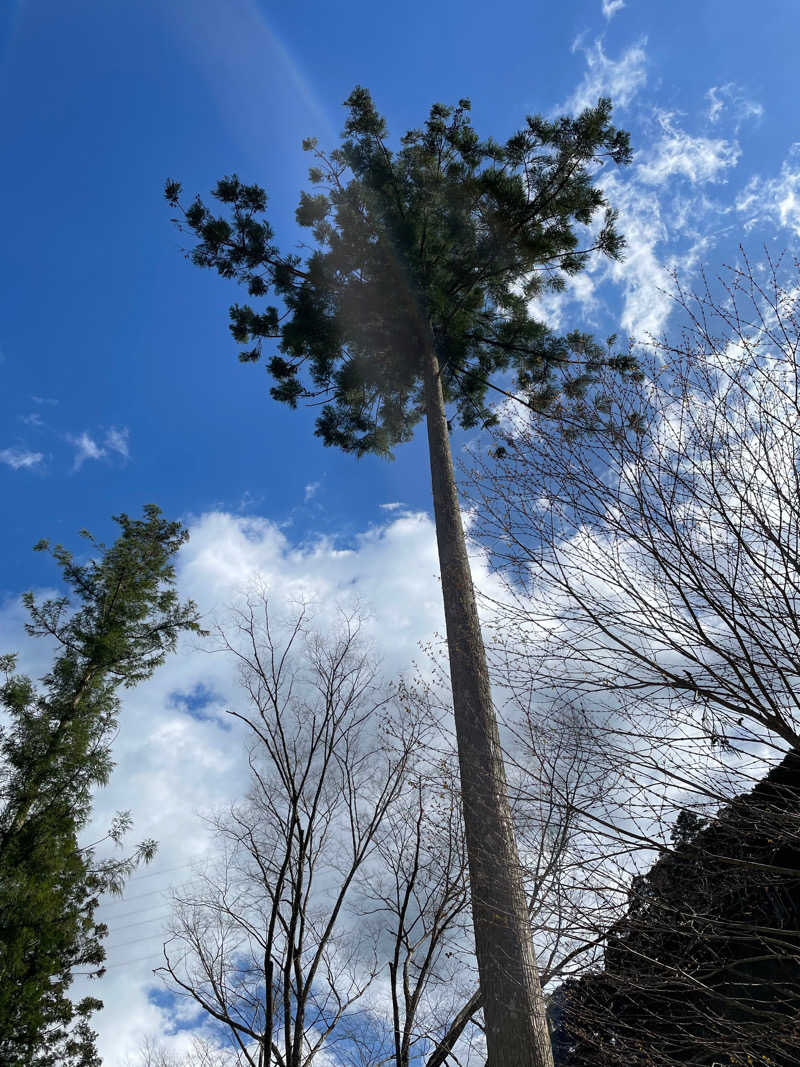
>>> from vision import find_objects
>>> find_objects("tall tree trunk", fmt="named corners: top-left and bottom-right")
top-left (423, 341), bottom-right (554, 1067)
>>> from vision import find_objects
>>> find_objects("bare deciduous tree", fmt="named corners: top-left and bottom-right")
top-left (471, 250), bottom-right (800, 756)
top-left (370, 672), bottom-right (622, 1067)
top-left (126, 1034), bottom-right (235, 1067)
top-left (155, 587), bottom-right (672, 1067)
top-left (158, 599), bottom-right (420, 1067)
top-left (368, 759), bottom-right (472, 1067)
top-left (465, 250), bottom-right (800, 1064)
top-left (153, 601), bottom-right (600, 1067)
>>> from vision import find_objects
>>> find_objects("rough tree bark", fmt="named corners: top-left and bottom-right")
top-left (423, 339), bottom-right (554, 1067)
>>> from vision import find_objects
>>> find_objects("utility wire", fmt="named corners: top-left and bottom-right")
top-left (104, 910), bottom-right (172, 936)
top-left (106, 931), bottom-right (170, 953)
top-left (107, 860), bottom-right (197, 887)
top-left (101, 884), bottom-right (173, 907)
top-left (100, 952), bottom-right (164, 972)
top-left (103, 900), bottom-right (174, 923)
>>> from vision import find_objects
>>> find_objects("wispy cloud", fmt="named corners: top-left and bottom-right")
top-left (19, 412), bottom-right (43, 428)
top-left (535, 46), bottom-right (747, 346)
top-left (31, 395), bottom-right (58, 406)
top-left (104, 426), bottom-right (130, 459)
top-left (598, 171), bottom-right (674, 339)
top-left (602, 0), bottom-right (625, 19)
top-left (736, 143), bottom-right (800, 237)
top-left (69, 431), bottom-right (106, 470)
top-left (236, 489), bottom-right (263, 513)
top-left (638, 112), bottom-right (740, 186)
top-left (68, 427), bottom-right (131, 470)
top-left (304, 481), bottom-right (320, 502)
top-left (706, 83), bottom-right (764, 129)
top-left (529, 271), bottom-right (602, 331)
top-left (528, 151), bottom-right (732, 345)
top-left (565, 36), bottom-right (647, 114)
top-left (0, 447), bottom-right (44, 470)
top-left (598, 159), bottom-right (724, 341)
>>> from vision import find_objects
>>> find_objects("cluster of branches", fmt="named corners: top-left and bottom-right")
top-left (155, 598), bottom-right (473, 1067)
top-left (142, 594), bottom-right (621, 1067)
top-left (549, 751), bottom-right (800, 1066)
top-left (141, 571), bottom-right (728, 1067)
top-left (464, 251), bottom-right (800, 1065)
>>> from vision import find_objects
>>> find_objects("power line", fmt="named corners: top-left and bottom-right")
top-left (102, 884), bottom-right (175, 908)
top-left (107, 860), bottom-right (198, 887)
top-left (104, 910), bottom-right (172, 936)
top-left (102, 900), bottom-right (173, 923)
top-left (102, 952), bottom-right (164, 971)
top-left (106, 931), bottom-right (170, 953)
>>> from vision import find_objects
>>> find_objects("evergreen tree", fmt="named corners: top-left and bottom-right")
top-left (0, 506), bottom-right (202, 1066)
top-left (550, 752), bottom-right (800, 1066)
top-left (165, 88), bottom-right (634, 1067)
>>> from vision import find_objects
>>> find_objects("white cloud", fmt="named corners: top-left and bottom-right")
top-left (706, 87), bottom-right (724, 123)
top-left (69, 431), bottom-right (106, 470)
top-left (68, 427), bottom-right (131, 470)
top-left (175, 512), bottom-right (451, 665)
top-left (566, 36), bottom-right (647, 114)
top-left (706, 83), bottom-right (764, 128)
top-left (105, 426), bottom-right (130, 459)
top-left (23, 505), bottom-right (505, 1064)
top-left (303, 480), bottom-right (320, 502)
top-left (638, 112), bottom-right (740, 186)
top-left (379, 501), bottom-right (405, 511)
top-left (20, 413), bottom-right (43, 427)
top-left (0, 447), bottom-right (44, 470)
top-left (589, 157), bottom-right (721, 342)
top-left (529, 270), bottom-right (602, 331)
top-left (31, 394), bottom-right (58, 406)
top-left (598, 173), bottom-right (672, 338)
top-left (527, 153), bottom-right (724, 345)
top-left (544, 35), bottom-right (755, 350)
top-left (527, 94), bottom-right (739, 343)
top-left (602, 0), bottom-right (626, 18)
top-left (736, 143), bottom-right (800, 238)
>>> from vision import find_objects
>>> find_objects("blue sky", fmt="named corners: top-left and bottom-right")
top-left (1, 0), bottom-right (799, 1061)
top-left (1, 0), bottom-right (797, 592)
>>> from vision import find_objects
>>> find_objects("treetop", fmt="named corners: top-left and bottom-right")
top-left (167, 87), bottom-right (636, 457)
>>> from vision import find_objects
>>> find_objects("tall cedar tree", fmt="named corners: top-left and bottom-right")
top-left (166, 89), bottom-right (633, 1067)
top-left (0, 506), bottom-right (201, 1066)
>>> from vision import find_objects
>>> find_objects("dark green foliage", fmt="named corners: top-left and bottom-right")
top-left (550, 752), bottom-right (800, 1066)
top-left (0, 506), bottom-right (202, 1066)
top-left (166, 87), bottom-right (634, 457)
